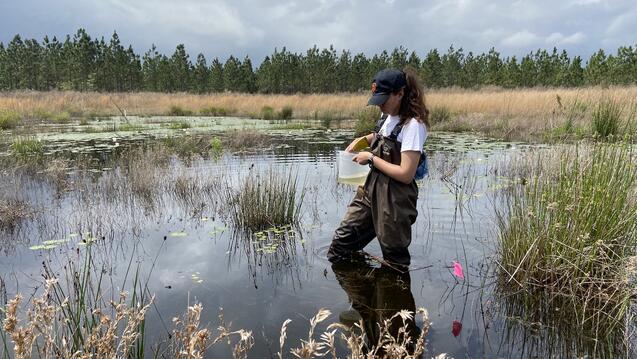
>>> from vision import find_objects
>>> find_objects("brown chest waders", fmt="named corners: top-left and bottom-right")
top-left (328, 116), bottom-right (419, 267)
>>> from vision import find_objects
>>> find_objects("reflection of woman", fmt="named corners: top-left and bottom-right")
top-left (332, 260), bottom-right (420, 353)
top-left (328, 68), bottom-right (429, 268)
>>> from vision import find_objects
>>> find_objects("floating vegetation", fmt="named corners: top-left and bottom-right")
top-left (224, 168), bottom-right (305, 232)
top-left (496, 142), bottom-right (637, 357)
top-left (169, 231), bottom-right (189, 238)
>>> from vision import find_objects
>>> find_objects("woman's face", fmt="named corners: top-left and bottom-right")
top-left (379, 90), bottom-right (403, 115)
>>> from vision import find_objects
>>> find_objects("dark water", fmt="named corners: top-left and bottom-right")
top-left (1, 130), bottom-right (624, 358)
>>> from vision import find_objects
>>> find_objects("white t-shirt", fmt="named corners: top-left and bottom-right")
top-left (378, 114), bottom-right (428, 153)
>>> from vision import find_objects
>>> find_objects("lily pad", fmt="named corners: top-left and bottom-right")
top-left (170, 232), bottom-right (189, 237)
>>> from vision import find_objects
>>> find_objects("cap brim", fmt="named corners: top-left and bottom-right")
top-left (367, 93), bottom-right (389, 106)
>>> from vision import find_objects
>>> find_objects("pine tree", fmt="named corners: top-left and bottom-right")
top-left (171, 44), bottom-right (191, 92)
top-left (209, 57), bottom-right (224, 92)
top-left (240, 55), bottom-right (256, 93)
top-left (193, 53), bottom-right (209, 93)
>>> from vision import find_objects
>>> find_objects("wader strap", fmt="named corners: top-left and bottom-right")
top-left (373, 113), bottom-right (389, 134)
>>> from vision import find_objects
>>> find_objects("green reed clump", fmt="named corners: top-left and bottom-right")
top-left (592, 98), bottom-right (623, 139)
top-left (52, 111), bottom-right (71, 124)
top-left (9, 136), bottom-right (43, 160)
top-left (497, 143), bottom-right (637, 352)
top-left (225, 169), bottom-right (304, 232)
top-left (0, 110), bottom-right (20, 130)
top-left (355, 107), bottom-right (381, 136)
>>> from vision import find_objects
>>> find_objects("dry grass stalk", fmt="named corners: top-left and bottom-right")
top-left (0, 198), bottom-right (32, 233)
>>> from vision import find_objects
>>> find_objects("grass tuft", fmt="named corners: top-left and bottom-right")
top-left (0, 110), bottom-right (20, 130)
top-left (497, 142), bottom-right (637, 355)
top-left (592, 98), bottom-right (623, 139)
top-left (224, 168), bottom-right (304, 232)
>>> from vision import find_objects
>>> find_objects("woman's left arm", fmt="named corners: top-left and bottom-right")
top-left (352, 151), bottom-right (419, 184)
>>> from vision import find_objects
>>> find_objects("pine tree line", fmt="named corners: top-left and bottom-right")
top-left (1, 29), bottom-right (636, 93)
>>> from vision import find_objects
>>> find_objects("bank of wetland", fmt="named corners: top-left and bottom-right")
top-left (1, 86), bottom-right (637, 142)
top-left (1, 92), bottom-right (637, 357)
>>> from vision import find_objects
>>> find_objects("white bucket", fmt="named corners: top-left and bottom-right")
top-left (337, 151), bottom-right (370, 182)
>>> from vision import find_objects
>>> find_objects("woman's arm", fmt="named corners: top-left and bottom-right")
top-left (352, 150), bottom-right (420, 184)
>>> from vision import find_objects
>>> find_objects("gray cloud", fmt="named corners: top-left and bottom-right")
top-left (1, 0), bottom-right (635, 63)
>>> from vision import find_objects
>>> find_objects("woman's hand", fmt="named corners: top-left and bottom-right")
top-left (352, 151), bottom-right (373, 165)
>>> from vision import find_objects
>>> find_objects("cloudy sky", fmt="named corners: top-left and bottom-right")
top-left (1, 0), bottom-right (635, 62)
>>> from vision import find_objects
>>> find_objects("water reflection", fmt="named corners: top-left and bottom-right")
top-left (332, 259), bottom-right (420, 354)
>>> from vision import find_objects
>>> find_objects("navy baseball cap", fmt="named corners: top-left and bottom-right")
top-left (367, 69), bottom-right (407, 106)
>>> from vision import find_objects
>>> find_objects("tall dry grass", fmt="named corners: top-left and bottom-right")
top-left (1, 87), bottom-right (637, 121)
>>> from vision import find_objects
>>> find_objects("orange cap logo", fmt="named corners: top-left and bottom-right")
top-left (371, 82), bottom-right (377, 93)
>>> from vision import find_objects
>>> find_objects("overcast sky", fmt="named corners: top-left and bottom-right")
top-left (1, 0), bottom-right (635, 63)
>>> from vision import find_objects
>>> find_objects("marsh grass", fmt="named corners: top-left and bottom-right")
top-left (167, 105), bottom-right (194, 116)
top-left (0, 110), bottom-right (20, 130)
top-left (497, 143), bottom-right (637, 356)
top-left (224, 168), bottom-right (305, 232)
top-left (9, 137), bottom-right (43, 160)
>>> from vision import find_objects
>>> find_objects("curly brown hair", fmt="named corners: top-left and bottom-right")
top-left (396, 67), bottom-right (430, 128)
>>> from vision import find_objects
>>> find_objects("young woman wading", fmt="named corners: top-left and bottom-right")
top-left (327, 68), bottom-right (429, 269)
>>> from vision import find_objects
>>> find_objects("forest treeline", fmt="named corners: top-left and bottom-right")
top-left (1, 29), bottom-right (636, 94)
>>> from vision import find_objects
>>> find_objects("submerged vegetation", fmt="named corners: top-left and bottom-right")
top-left (497, 142), bottom-right (637, 357)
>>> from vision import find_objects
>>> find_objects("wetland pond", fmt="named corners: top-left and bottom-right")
top-left (0, 117), bottom-right (633, 358)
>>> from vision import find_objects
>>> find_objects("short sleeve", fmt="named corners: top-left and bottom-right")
top-left (399, 119), bottom-right (427, 153)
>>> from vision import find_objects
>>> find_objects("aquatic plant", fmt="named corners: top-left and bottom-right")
top-left (496, 142), bottom-right (637, 356)
top-left (0, 110), bottom-right (20, 130)
top-left (200, 106), bottom-right (231, 116)
top-left (224, 168), bottom-right (305, 231)
top-left (9, 136), bottom-right (43, 160)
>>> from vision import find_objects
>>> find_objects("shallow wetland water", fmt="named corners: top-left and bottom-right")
top-left (0, 117), bottom-right (634, 358)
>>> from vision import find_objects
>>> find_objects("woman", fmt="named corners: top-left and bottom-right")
top-left (327, 68), bottom-right (429, 268)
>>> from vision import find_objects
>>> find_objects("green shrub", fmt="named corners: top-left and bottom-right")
top-left (52, 111), bottom-right (71, 124)
top-left (33, 108), bottom-right (54, 120)
top-left (354, 108), bottom-right (381, 136)
top-left (200, 106), bottom-right (231, 116)
top-left (168, 105), bottom-right (194, 116)
top-left (0, 110), bottom-right (20, 130)
top-left (592, 99), bottom-right (622, 139)
top-left (261, 106), bottom-right (275, 121)
top-left (279, 106), bottom-right (293, 120)
top-left (429, 106), bottom-right (452, 125)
